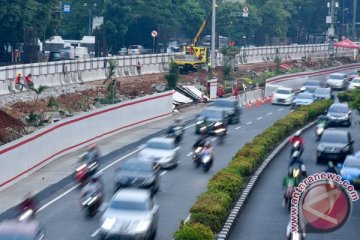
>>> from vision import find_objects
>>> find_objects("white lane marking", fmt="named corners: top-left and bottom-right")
top-left (257, 117), bottom-right (263, 120)
top-left (211, 137), bottom-right (217, 142)
top-left (246, 121), bottom-right (252, 125)
top-left (187, 152), bottom-right (193, 157)
top-left (235, 126), bottom-right (241, 130)
top-left (267, 112), bottom-right (273, 115)
top-left (91, 229), bottom-right (100, 237)
top-left (184, 214), bottom-right (191, 223)
top-left (184, 123), bottom-right (196, 129)
top-left (160, 171), bottom-right (167, 176)
top-left (38, 148), bottom-right (141, 212)
top-left (278, 108), bottom-right (284, 111)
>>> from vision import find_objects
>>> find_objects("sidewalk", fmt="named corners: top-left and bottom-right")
top-left (0, 104), bottom-right (204, 216)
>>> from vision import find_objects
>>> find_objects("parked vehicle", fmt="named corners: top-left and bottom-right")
top-left (212, 98), bottom-right (241, 124)
top-left (114, 159), bottom-right (160, 195)
top-left (314, 87), bottom-right (333, 100)
top-left (316, 129), bottom-right (354, 164)
top-left (340, 151), bottom-right (360, 188)
top-left (99, 189), bottom-right (159, 240)
top-left (302, 80), bottom-right (323, 93)
top-left (128, 45), bottom-right (145, 55)
top-left (138, 137), bottom-right (179, 169)
top-left (195, 107), bottom-right (228, 135)
top-left (348, 77), bottom-right (360, 90)
top-left (271, 88), bottom-right (295, 105)
top-left (48, 50), bottom-right (70, 61)
top-left (118, 47), bottom-right (128, 56)
top-left (326, 73), bottom-right (348, 90)
top-left (326, 103), bottom-right (352, 127)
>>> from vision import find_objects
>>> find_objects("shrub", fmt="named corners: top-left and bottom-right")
top-left (207, 170), bottom-right (243, 200)
top-left (338, 91), bottom-right (354, 103)
top-left (173, 222), bottom-right (214, 240)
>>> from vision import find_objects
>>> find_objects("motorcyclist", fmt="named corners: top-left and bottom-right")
top-left (167, 118), bottom-right (184, 143)
top-left (289, 130), bottom-right (304, 155)
top-left (283, 168), bottom-right (299, 189)
top-left (201, 141), bottom-right (214, 157)
top-left (81, 174), bottom-right (104, 201)
top-left (316, 115), bottom-right (328, 126)
top-left (86, 143), bottom-right (100, 163)
top-left (193, 128), bottom-right (207, 150)
top-left (288, 151), bottom-right (307, 177)
top-left (324, 161), bottom-right (338, 174)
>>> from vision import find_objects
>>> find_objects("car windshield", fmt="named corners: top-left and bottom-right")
top-left (213, 100), bottom-right (234, 108)
top-left (110, 199), bottom-right (149, 211)
top-left (344, 158), bottom-right (360, 168)
top-left (352, 78), bottom-right (360, 83)
top-left (304, 81), bottom-right (320, 86)
top-left (329, 105), bottom-right (348, 113)
top-left (129, 46), bottom-right (140, 49)
top-left (146, 140), bottom-right (173, 150)
top-left (297, 93), bottom-right (313, 99)
top-left (321, 132), bottom-right (348, 143)
top-left (200, 109), bottom-right (222, 119)
top-left (276, 89), bottom-right (291, 94)
top-left (315, 88), bottom-right (330, 95)
top-left (122, 161), bottom-right (152, 173)
top-left (0, 233), bottom-right (34, 240)
top-left (329, 74), bottom-right (345, 79)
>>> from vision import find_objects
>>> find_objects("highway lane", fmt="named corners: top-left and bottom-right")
top-left (24, 103), bottom-right (291, 240)
top-left (228, 119), bottom-right (360, 240)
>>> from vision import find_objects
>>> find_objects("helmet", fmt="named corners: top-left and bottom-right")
top-left (294, 130), bottom-right (302, 137)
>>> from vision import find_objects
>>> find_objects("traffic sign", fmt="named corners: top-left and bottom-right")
top-left (63, 3), bottom-right (71, 13)
top-left (151, 30), bottom-right (158, 38)
top-left (243, 7), bottom-right (249, 13)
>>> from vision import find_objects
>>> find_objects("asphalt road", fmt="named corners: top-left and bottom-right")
top-left (228, 116), bottom-right (360, 240)
top-left (19, 103), bottom-right (290, 240)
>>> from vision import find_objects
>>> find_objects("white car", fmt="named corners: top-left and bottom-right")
top-left (138, 137), bottom-right (179, 168)
top-left (348, 77), bottom-right (360, 90)
top-left (326, 73), bottom-right (348, 90)
top-left (271, 88), bottom-right (294, 105)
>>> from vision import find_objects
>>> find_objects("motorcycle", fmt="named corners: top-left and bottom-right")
top-left (283, 186), bottom-right (294, 211)
top-left (315, 121), bottom-right (326, 141)
top-left (201, 152), bottom-right (213, 172)
top-left (81, 191), bottom-right (103, 218)
top-left (286, 222), bottom-right (306, 240)
top-left (18, 209), bottom-right (35, 221)
top-left (75, 153), bottom-right (99, 186)
top-left (290, 140), bottom-right (303, 156)
top-left (192, 146), bottom-right (203, 168)
top-left (214, 127), bottom-right (226, 145)
top-left (167, 125), bottom-right (184, 145)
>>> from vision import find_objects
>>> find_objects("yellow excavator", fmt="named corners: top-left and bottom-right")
top-left (174, 12), bottom-right (211, 73)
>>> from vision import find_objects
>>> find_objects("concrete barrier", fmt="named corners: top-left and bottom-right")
top-left (0, 91), bottom-right (173, 190)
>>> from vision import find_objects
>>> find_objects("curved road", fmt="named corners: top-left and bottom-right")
top-left (17, 103), bottom-right (290, 240)
top-left (228, 119), bottom-right (360, 240)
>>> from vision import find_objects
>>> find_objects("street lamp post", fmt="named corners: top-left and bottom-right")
top-left (343, 8), bottom-right (349, 36)
top-left (211, 0), bottom-right (216, 69)
top-left (84, 3), bottom-right (97, 35)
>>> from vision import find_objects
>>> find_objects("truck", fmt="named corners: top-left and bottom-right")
top-left (174, 12), bottom-right (211, 73)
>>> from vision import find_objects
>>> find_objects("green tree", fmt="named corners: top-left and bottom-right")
top-left (165, 61), bottom-right (180, 89)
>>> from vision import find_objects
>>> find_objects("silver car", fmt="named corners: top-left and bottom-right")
top-left (138, 137), bottom-right (179, 168)
top-left (326, 73), bottom-right (348, 90)
top-left (348, 77), bottom-right (360, 90)
top-left (271, 88), bottom-right (294, 105)
top-left (99, 189), bottom-right (159, 240)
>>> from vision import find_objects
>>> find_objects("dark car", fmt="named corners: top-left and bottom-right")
top-left (114, 159), bottom-right (160, 195)
top-left (48, 51), bottom-right (70, 61)
top-left (212, 98), bottom-right (241, 124)
top-left (302, 80), bottom-right (323, 93)
top-left (0, 219), bottom-right (46, 240)
top-left (316, 129), bottom-right (354, 164)
top-left (314, 87), bottom-right (333, 100)
top-left (195, 107), bottom-right (228, 134)
top-left (326, 103), bottom-right (352, 127)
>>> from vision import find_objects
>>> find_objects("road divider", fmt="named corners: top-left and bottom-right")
top-left (173, 99), bottom-right (333, 240)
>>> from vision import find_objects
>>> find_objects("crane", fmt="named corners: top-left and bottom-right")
top-left (193, 12), bottom-right (212, 47)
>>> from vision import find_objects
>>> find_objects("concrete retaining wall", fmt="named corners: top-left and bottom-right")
top-left (0, 91), bottom-right (173, 190)
top-left (264, 63), bottom-right (360, 96)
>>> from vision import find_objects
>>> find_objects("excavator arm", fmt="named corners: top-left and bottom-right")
top-left (193, 12), bottom-right (212, 46)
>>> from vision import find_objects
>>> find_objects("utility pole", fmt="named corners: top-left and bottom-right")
top-left (353, 0), bottom-right (357, 39)
top-left (211, 0), bottom-right (216, 69)
top-left (327, 0), bottom-right (338, 57)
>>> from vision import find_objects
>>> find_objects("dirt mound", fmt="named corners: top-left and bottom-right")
top-left (0, 110), bottom-right (26, 146)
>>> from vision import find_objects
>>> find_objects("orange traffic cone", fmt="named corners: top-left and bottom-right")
top-left (266, 96), bottom-right (271, 103)
top-left (247, 100), bottom-right (252, 109)
top-left (261, 97), bottom-right (265, 105)
top-left (255, 98), bottom-right (259, 107)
